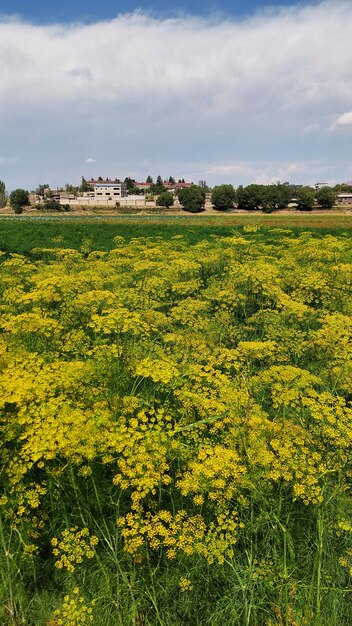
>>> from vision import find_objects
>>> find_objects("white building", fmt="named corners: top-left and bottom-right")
top-left (93, 181), bottom-right (127, 199)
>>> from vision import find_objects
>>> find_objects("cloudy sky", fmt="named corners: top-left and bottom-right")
top-left (1, 0), bottom-right (352, 190)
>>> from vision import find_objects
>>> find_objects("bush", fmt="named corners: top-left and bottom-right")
top-left (42, 199), bottom-right (63, 211)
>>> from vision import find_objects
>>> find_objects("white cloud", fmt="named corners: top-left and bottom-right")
top-left (200, 159), bottom-right (333, 186)
top-left (332, 111), bottom-right (352, 128)
top-left (85, 157), bottom-right (96, 163)
top-left (1, 2), bottom-right (352, 187)
top-left (304, 122), bottom-right (321, 133)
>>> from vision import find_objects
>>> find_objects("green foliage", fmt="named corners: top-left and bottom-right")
top-left (236, 184), bottom-right (263, 210)
top-left (157, 191), bottom-right (174, 208)
top-left (124, 176), bottom-right (136, 191)
top-left (316, 186), bottom-right (336, 209)
top-left (36, 183), bottom-right (50, 197)
top-left (80, 177), bottom-right (93, 193)
top-left (40, 199), bottom-right (64, 211)
top-left (65, 184), bottom-right (79, 195)
top-left (0, 180), bottom-right (7, 208)
top-left (237, 184), bottom-right (292, 212)
top-left (262, 183), bottom-right (291, 212)
top-left (0, 226), bottom-right (352, 625)
top-left (211, 184), bottom-right (236, 211)
top-left (296, 186), bottom-right (315, 211)
top-left (178, 185), bottom-right (205, 212)
top-left (333, 183), bottom-right (352, 193)
top-left (9, 188), bottom-right (30, 213)
top-left (149, 183), bottom-right (165, 195)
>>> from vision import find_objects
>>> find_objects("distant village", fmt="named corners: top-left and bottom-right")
top-left (2, 175), bottom-right (352, 213)
top-left (30, 176), bottom-right (199, 209)
top-left (30, 177), bottom-right (352, 207)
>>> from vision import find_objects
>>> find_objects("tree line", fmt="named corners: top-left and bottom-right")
top-left (0, 179), bottom-right (342, 214)
top-left (171, 183), bottom-right (337, 213)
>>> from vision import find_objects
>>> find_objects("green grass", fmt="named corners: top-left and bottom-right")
top-left (0, 214), bottom-right (352, 256)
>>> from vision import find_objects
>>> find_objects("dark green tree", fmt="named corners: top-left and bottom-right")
top-left (80, 177), bottom-right (93, 193)
top-left (211, 184), bottom-right (236, 211)
top-left (333, 183), bottom-right (352, 193)
top-left (236, 184), bottom-right (264, 210)
top-left (146, 175), bottom-right (153, 184)
top-left (315, 186), bottom-right (335, 209)
top-left (150, 180), bottom-right (165, 195)
top-left (124, 177), bottom-right (136, 191)
top-left (9, 189), bottom-right (30, 214)
top-left (0, 180), bottom-right (7, 208)
top-left (36, 183), bottom-right (50, 197)
top-left (157, 191), bottom-right (174, 208)
top-left (296, 186), bottom-right (315, 211)
top-left (168, 176), bottom-right (175, 184)
top-left (178, 185), bottom-right (205, 213)
top-left (261, 184), bottom-right (291, 213)
top-left (275, 183), bottom-right (292, 209)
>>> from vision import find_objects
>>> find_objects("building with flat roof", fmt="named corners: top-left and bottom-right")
top-left (92, 181), bottom-right (127, 199)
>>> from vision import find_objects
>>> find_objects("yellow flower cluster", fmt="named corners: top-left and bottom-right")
top-left (51, 528), bottom-right (99, 573)
top-left (53, 587), bottom-right (95, 625)
top-left (0, 229), bottom-right (351, 572)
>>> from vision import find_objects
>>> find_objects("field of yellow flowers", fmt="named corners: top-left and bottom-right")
top-left (1, 224), bottom-right (352, 625)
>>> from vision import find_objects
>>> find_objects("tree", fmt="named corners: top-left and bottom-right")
top-left (146, 175), bottom-right (153, 184)
top-left (124, 177), bottom-right (136, 191)
top-left (261, 184), bottom-right (291, 213)
top-left (157, 191), bottom-right (174, 208)
top-left (0, 180), bottom-right (7, 208)
top-left (211, 184), bottom-right (236, 211)
top-left (65, 184), bottom-right (79, 196)
top-left (80, 177), bottom-right (93, 193)
top-left (156, 175), bottom-right (163, 186)
top-left (296, 186), bottom-right (315, 211)
top-left (333, 183), bottom-right (352, 193)
top-left (316, 186), bottom-right (335, 209)
top-left (236, 184), bottom-right (264, 210)
top-left (36, 183), bottom-right (50, 197)
top-left (275, 183), bottom-right (291, 210)
top-left (9, 189), bottom-right (30, 214)
top-left (178, 186), bottom-right (205, 213)
top-left (150, 181), bottom-right (165, 195)
top-left (168, 176), bottom-right (175, 184)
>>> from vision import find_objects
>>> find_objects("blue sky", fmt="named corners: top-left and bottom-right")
top-left (1, 0), bottom-right (306, 23)
top-left (1, 1), bottom-right (352, 190)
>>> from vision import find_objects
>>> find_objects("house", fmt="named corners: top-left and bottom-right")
top-left (336, 193), bottom-right (352, 205)
top-left (89, 179), bottom-right (127, 199)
